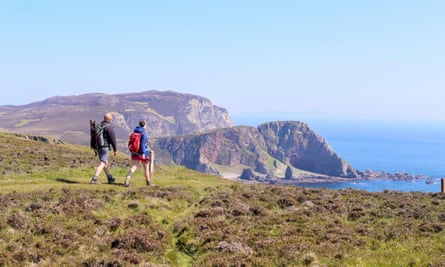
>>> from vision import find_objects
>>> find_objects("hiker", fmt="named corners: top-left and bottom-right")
top-left (91, 113), bottom-right (117, 184)
top-left (125, 120), bottom-right (153, 187)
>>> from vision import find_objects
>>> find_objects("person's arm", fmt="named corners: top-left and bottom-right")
top-left (108, 127), bottom-right (117, 155)
top-left (142, 132), bottom-right (149, 157)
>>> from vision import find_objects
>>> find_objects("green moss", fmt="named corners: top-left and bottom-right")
top-left (146, 107), bottom-right (175, 123)
top-left (14, 119), bottom-right (40, 127)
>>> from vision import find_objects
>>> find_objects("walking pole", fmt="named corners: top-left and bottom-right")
top-left (149, 150), bottom-right (155, 177)
top-left (441, 178), bottom-right (445, 193)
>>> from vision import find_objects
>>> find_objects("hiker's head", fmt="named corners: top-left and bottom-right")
top-left (139, 121), bottom-right (146, 128)
top-left (104, 113), bottom-right (113, 122)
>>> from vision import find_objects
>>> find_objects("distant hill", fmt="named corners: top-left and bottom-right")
top-left (0, 90), bottom-right (233, 151)
top-left (0, 90), bottom-right (359, 179)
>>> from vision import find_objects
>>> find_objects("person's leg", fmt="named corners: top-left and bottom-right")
top-left (94, 161), bottom-right (107, 176)
top-left (92, 148), bottom-right (114, 184)
top-left (143, 160), bottom-right (152, 185)
top-left (103, 162), bottom-right (115, 183)
top-left (91, 161), bottom-right (106, 184)
top-left (99, 149), bottom-right (114, 184)
top-left (103, 162), bottom-right (110, 176)
top-left (125, 159), bottom-right (139, 186)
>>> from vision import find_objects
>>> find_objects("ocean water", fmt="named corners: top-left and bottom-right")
top-left (293, 179), bottom-right (439, 193)
top-left (305, 120), bottom-right (445, 192)
top-left (234, 116), bottom-right (445, 192)
top-left (313, 121), bottom-right (445, 176)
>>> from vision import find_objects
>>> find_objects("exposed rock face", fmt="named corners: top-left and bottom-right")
top-left (0, 90), bottom-right (233, 150)
top-left (258, 121), bottom-right (358, 178)
top-left (240, 168), bottom-right (256, 180)
top-left (153, 126), bottom-right (271, 176)
top-left (0, 91), bottom-right (359, 179)
top-left (116, 91), bottom-right (232, 136)
top-left (152, 121), bottom-right (358, 178)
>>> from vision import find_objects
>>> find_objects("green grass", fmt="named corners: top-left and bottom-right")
top-left (146, 107), bottom-right (176, 124)
top-left (1, 132), bottom-right (445, 266)
top-left (13, 119), bottom-right (40, 127)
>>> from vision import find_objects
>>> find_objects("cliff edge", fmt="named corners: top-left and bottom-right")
top-left (152, 121), bottom-right (358, 179)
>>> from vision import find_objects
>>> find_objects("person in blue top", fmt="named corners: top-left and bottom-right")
top-left (124, 120), bottom-right (153, 187)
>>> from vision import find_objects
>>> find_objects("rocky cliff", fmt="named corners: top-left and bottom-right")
top-left (152, 126), bottom-right (271, 176)
top-left (0, 90), bottom-right (233, 150)
top-left (257, 121), bottom-right (358, 178)
top-left (152, 121), bottom-right (358, 179)
top-left (0, 91), bottom-right (359, 179)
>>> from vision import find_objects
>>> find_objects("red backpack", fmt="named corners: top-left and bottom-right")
top-left (128, 132), bottom-right (142, 154)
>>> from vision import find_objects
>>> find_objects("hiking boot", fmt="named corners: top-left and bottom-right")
top-left (90, 177), bottom-right (100, 184)
top-left (107, 175), bottom-right (115, 184)
top-left (146, 180), bottom-right (155, 186)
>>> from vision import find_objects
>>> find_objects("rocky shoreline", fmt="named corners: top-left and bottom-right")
top-left (239, 168), bottom-right (437, 186)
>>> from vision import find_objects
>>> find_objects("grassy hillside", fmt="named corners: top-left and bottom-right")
top-left (1, 132), bottom-right (445, 266)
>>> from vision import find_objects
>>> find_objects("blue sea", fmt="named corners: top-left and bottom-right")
top-left (304, 120), bottom-right (445, 192)
top-left (235, 117), bottom-right (445, 192)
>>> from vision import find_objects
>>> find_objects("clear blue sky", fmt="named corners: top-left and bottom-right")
top-left (1, 1), bottom-right (444, 124)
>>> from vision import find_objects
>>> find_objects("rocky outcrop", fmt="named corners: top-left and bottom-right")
top-left (0, 91), bottom-right (360, 179)
top-left (153, 126), bottom-right (271, 176)
top-left (0, 90), bottom-right (233, 150)
top-left (115, 91), bottom-right (232, 136)
top-left (258, 121), bottom-right (358, 178)
top-left (152, 121), bottom-right (359, 179)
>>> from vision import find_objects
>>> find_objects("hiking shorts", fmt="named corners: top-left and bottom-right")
top-left (98, 147), bottom-right (110, 163)
top-left (131, 153), bottom-right (150, 163)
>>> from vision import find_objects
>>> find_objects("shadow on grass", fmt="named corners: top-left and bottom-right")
top-left (55, 178), bottom-right (81, 184)
top-left (55, 178), bottom-right (130, 187)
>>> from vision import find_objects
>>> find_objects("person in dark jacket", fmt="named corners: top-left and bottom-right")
top-left (91, 113), bottom-right (117, 184)
top-left (124, 120), bottom-right (152, 187)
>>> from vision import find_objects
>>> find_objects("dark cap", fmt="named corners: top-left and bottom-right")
top-left (139, 121), bottom-right (146, 127)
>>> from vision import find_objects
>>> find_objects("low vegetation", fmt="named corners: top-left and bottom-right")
top-left (1, 132), bottom-right (445, 266)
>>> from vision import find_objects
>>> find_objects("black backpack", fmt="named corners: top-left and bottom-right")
top-left (90, 120), bottom-right (106, 151)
